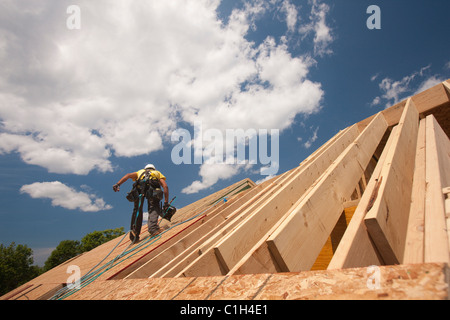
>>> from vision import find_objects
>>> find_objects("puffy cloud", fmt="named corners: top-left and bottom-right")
top-left (303, 126), bottom-right (319, 149)
top-left (414, 75), bottom-right (445, 95)
top-left (298, 0), bottom-right (334, 57)
top-left (1, 0), bottom-right (330, 191)
top-left (371, 65), bottom-right (444, 108)
top-left (20, 181), bottom-right (112, 212)
top-left (281, 0), bottom-right (298, 32)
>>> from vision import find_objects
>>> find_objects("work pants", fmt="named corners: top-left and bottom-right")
top-left (130, 196), bottom-right (161, 242)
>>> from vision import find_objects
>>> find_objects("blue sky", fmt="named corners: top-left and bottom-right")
top-left (0, 0), bottom-right (449, 266)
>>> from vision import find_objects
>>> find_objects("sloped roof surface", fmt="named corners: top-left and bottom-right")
top-left (2, 80), bottom-right (450, 300)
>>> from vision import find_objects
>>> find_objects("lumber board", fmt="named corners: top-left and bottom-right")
top-left (228, 169), bottom-right (334, 275)
top-left (161, 169), bottom-right (296, 277)
top-left (228, 183), bottom-right (316, 275)
top-left (412, 82), bottom-right (450, 113)
top-left (170, 160), bottom-right (321, 278)
top-left (443, 80), bottom-right (450, 93)
top-left (213, 125), bottom-right (360, 273)
top-left (328, 125), bottom-right (400, 269)
top-left (364, 98), bottom-right (419, 265)
top-left (153, 176), bottom-right (285, 277)
top-left (266, 113), bottom-right (388, 272)
top-left (424, 115), bottom-right (450, 264)
top-left (403, 118), bottom-right (426, 264)
top-left (227, 167), bottom-right (332, 275)
top-left (175, 164), bottom-right (314, 277)
top-left (176, 146), bottom-right (349, 278)
top-left (445, 189), bottom-right (450, 251)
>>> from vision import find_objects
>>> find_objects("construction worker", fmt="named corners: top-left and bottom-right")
top-left (113, 164), bottom-right (169, 242)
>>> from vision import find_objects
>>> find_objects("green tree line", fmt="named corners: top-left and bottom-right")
top-left (0, 227), bottom-right (124, 296)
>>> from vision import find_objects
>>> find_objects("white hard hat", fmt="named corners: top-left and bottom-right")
top-left (145, 164), bottom-right (156, 170)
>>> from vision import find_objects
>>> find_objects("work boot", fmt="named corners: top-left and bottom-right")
top-left (150, 228), bottom-right (162, 237)
top-left (130, 230), bottom-right (140, 243)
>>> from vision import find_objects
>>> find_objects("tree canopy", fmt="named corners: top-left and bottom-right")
top-left (0, 227), bottom-right (125, 297)
top-left (0, 242), bottom-right (41, 296)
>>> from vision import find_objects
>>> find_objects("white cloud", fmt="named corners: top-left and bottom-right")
top-left (414, 75), bottom-right (444, 95)
top-left (370, 73), bottom-right (379, 82)
top-left (303, 126), bottom-right (319, 149)
top-left (370, 96), bottom-right (381, 107)
top-left (1, 0), bottom-right (329, 191)
top-left (371, 65), bottom-right (443, 108)
top-left (281, 0), bottom-right (298, 32)
top-left (299, 0), bottom-right (334, 57)
top-left (20, 181), bottom-right (112, 212)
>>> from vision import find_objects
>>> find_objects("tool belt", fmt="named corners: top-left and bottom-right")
top-left (126, 185), bottom-right (163, 202)
top-left (126, 187), bottom-right (139, 202)
top-left (126, 171), bottom-right (163, 202)
top-left (147, 187), bottom-right (163, 200)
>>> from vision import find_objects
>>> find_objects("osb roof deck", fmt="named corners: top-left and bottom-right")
top-left (2, 80), bottom-right (450, 300)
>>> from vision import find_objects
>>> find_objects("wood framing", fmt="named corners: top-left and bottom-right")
top-left (403, 118), bottom-right (426, 264)
top-left (228, 128), bottom-right (371, 275)
top-left (327, 126), bottom-right (400, 269)
top-left (364, 98), bottom-right (420, 265)
top-left (176, 158), bottom-right (326, 277)
top-left (266, 113), bottom-right (388, 272)
top-left (177, 126), bottom-right (359, 277)
top-left (212, 124), bottom-right (360, 273)
top-left (424, 114), bottom-right (450, 264)
top-left (443, 80), bottom-right (450, 92)
top-left (3, 80), bottom-right (450, 301)
top-left (164, 169), bottom-right (298, 277)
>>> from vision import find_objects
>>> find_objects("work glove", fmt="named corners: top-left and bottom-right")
top-left (113, 184), bottom-right (120, 192)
